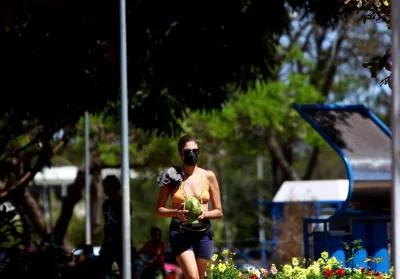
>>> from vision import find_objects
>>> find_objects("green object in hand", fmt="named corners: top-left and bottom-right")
top-left (184, 196), bottom-right (202, 224)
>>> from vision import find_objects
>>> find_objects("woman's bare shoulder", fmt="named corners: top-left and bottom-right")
top-left (197, 168), bottom-right (217, 180)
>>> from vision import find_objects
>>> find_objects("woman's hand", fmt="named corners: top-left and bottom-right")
top-left (175, 208), bottom-right (189, 222)
top-left (198, 211), bottom-right (208, 220)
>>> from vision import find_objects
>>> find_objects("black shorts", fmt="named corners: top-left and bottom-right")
top-left (169, 219), bottom-right (213, 260)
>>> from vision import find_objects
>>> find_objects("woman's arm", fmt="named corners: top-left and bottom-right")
top-left (156, 186), bottom-right (188, 220)
top-left (199, 170), bottom-right (223, 220)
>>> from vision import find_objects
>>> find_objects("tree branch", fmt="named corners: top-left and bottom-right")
top-left (301, 147), bottom-right (320, 180)
top-left (20, 188), bottom-right (50, 238)
top-left (266, 131), bottom-right (299, 181)
top-left (53, 169), bottom-right (85, 245)
top-left (274, 17), bottom-right (312, 66)
top-left (0, 137), bottom-right (69, 198)
top-left (320, 13), bottom-right (356, 95)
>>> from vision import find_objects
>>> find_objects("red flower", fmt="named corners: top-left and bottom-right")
top-left (249, 274), bottom-right (258, 279)
top-left (335, 268), bottom-right (346, 277)
top-left (323, 268), bottom-right (334, 277)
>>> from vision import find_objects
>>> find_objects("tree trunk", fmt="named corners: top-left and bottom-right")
top-left (270, 155), bottom-right (283, 194)
top-left (19, 188), bottom-right (49, 238)
top-left (302, 147), bottom-right (320, 180)
top-left (267, 132), bottom-right (299, 190)
top-left (267, 131), bottom-right (300, 194)
top-left (53, 170), bottom-right (85, 245)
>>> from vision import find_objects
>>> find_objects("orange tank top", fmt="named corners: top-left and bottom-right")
top-left (171, 178), bottom-right (210, 206)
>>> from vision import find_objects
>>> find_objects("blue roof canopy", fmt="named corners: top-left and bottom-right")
top-left (293, 104), bottom-right (392, 213)
top-left (294, 104), bottom-right (391, 181)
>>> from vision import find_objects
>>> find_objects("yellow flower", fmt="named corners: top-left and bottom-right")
top-left (321, 251), bottom-right (329, 260)
top-left (222, 249), bottom-right (230, 256)
top-left (283, 264), bottom-right (293, 276)
top-left (327, 256), bottom-right (339, 265)
top-left (217, 263), bottom-right (227, 273)
top-left (210, 264), bottom-right (215, 270)
top-left (292, 257), bottom-right (299, 266)
top-left (293, 268), bottom-right (307, 279)
top-left (325, 264), bottom-right (332, 270)
top-left (211, 253), bottom-right (218, 262)
top-left (307, 262), bottom-right (320, 276)
top-left (293, 266), bottom-right (305, 275)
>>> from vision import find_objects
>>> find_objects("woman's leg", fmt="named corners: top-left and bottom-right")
top-left (176, 250), bottom-right (199, 279)
top-left (195, 258), bottom-right (209, 279)
top-left (193, 233), bottom-right (213, 279)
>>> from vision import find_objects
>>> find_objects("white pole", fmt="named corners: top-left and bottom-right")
top-left (392, 0), bottom-right (400, 277)
top-left (120, 0), bottom-right (131, 277)
top-left (84, 111), bottom-right (91, 245)
top-left (257, 155), bottom-right (267, 267)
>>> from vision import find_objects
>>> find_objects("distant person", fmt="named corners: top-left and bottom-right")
top-left (137, 227), bottom-right (165, 279)
top-left (156, 135), bottom-right (223, 279)
top-left (98, 175), bottom-right (135, 278)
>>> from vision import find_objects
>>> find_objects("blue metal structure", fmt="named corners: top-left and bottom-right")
top-left (271, 104), bottom-right (392, 272)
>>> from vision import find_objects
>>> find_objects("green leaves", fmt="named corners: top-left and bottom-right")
top-left (67, 113), bottom-right (180, 169)
top-left (183, 72), bottom-right (325, 155)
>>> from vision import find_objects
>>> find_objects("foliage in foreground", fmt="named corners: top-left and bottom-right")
top-left (205, 249), bottom-right (393, 279)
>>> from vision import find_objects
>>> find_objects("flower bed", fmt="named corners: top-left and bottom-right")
top-left (205, 249), bottom-right (393, 279)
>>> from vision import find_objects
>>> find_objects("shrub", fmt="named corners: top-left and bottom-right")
top-left (205, 249), bottom-right (393, 279)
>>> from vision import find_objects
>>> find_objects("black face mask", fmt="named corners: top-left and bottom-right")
top-left (183, 151), bottom-right (198, 166)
